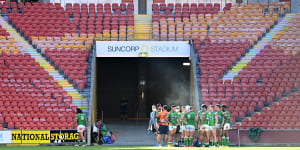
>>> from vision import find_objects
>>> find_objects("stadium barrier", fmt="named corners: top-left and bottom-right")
top-left (229, 129), bottom-right (300, 146)
top-left (0, 129), bottom-right (79, 144)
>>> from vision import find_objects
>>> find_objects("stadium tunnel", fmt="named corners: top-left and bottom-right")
top-left (94, 57), bottom-right (194, 120)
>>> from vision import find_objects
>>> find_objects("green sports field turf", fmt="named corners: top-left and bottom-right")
top-left (2, 146), bottom-right (300, 150)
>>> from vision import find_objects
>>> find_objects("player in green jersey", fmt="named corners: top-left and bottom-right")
top-left (179, 106), bottom-right (186, 146)
top-left (175, 106), bottom-right (181, 146)
top-left (73, 108), bottom-right (88, 147)
top-left (197, 104), bottom-right (205, 147)
top-left (183, 105), bottom-right (197, 147)
top-left (215, 104), bottom-right (223, 146)
top-left (221, 105), bottom-right (230, 147)
top-left (200, 104), bottom-right (210, 147)
top-left (208, 105), bottom-right (218, 147)
top-left (168, 105), bottom-right (180, 147)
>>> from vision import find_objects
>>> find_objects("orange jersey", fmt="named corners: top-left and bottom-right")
top-left (157, 110), bottom-right (169, 126)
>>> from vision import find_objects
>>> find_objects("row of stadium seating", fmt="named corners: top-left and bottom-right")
top-left (238, 92), bottom-right (300, 129)
top-left (66, 3), bottom-right (134, 40)
top-left (152, 2), bottom-right (231, 41)
top-left (269, 14), bottom-right (300, 55)
top-left (0, 36), bottom-right (25, 54)
top-left (192, 3), bottom-right (295, 125)
top-left (232, 14), bottom-right (300, 129)
top-left (0, 51), bottom-right (77, 129)
top-left (6, 2), bottom-right (99, 90)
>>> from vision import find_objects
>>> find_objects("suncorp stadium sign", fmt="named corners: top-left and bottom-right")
top-left (96, 41), bottom-right (190, 57)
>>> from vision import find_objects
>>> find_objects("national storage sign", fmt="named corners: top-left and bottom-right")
top-left (0, 130), bottom-right (79, 144)
top-left (96, 41), bottom-right (190, 57)
top-left (11, 130), bottom-right (50, 144)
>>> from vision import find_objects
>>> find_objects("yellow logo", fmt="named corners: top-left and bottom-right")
top-left (141, 45), bottom-right (150, 53)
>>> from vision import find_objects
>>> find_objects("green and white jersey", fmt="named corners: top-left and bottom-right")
top-left (201, 111), bottom-right (209, 125)
top-left (184, 111), bottom-right (196, 126)
top-left (198, 110), bottom-right (203, 124)
top-left (208, 111), bottom-right (217, 126)
top-left (217, 111), bottom-right (223, 124)
top-left (180, 112), bottom-right (186, 126)
top-left (168, 111), bottom-right (179, 126)
top-left (76, 113), bottom-right (87, 126)
top-left (222, 110), bottom-right (230, 124)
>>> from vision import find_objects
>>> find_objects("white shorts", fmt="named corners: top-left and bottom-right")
top-left (209, 126), bottom-right (216, 131)
top-left (223, 123), bottom-right (230, 130)
top-left (181, 125), bottom-right (186, 131)
top-left (77, 125), bottom-right (86, 132)
top-left (185, 125), bottom-right (195, 132)
top-left (169, 125), bottom-right (177, 131)
top-left (200, 125), bottom-right (210, 131)
top-left (216, 124), bottom-right (221, 129)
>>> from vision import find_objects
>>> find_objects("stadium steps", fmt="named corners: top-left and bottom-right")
top-left (0, 16), bottom-right (88, 111)
top-left (222, 13), bottom-right (296, 81)
top-left (134, 14), bottom-right (152, 40)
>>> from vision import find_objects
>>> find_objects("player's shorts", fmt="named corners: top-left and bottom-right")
top-left (169, 125), bottom-right (177, 131)
top-left (185, 125), bottom-right (195, 132)
top-left (216, 124), bottom-right (221, 129)
top-left (158, 125), bottom-right (169, 134)
top-left (209, 126), bottom-right (216, 131)
top-left (77, 125), bottom-right (86, 132)
top-left (179, 125), bottom-right (185, 133)
top-left (181, 125), bottom-right (186, 131)
top-left (200, 124), bottom-right (210, 131)
top-left (176, 125), bottom-right (180, 134)
top-left (223, 123), bottom-right (230, 130)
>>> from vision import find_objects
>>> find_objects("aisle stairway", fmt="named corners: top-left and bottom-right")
top-left (0, 16), bottom-right (88, 111)
top-left (222, 13), bottom-right (296, 81)
top-left (134, 14), bottom-right (152, 40)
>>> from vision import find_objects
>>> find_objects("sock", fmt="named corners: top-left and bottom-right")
top-left (189, 137), bottom-right (193, 146)
top-left (77, 140), bottom-right (80, 145)
top-left (226, 137), bottom-right (229, 146)
top-left (214, 141), bottom-right (217, 146)
top-left (184, 137), bottom-right (188, 146)
top-left (221, 136), bottom-right (225, 146)
top-left (168, 142), bottom-right (172, 146)
top-left (83, 140), bottom-right (86, 145)
top-left (205, 143), bottom-right (209, 147)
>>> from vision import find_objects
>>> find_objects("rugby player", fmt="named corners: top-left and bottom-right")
top-left (156, 105), bottom-right (169, 147)
top-left (174, 106), bottom-right (181, 146)
top-left (199, 104), bottom-right (210, 147)
top-left (183, 105), bottom-right (197, 147)
top-left (179, 106), bottom-right (186, 146)
top-left (208, 105), bottom-right (218, 147)
top-left (215, 104), bottom-right (223, 147)
top-left (148, 105), bottom-right (158, 144)
top-left (167, 105), bottom-right (180, 147)
top-left (73, 108), bottom-right (88, 147)
top-left (221, 105), bottom-right (230, 147)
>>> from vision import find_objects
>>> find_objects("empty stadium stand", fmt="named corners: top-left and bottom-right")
top-left (223, 13), bottom-right (296, 80)
top-left (192, 3), bottom-right (296, 127)
top-left (152, 2), bottom-right (228, 41)
top-left (0, 33), bottom-right (77, 129)
top-left (231, 14), bottom-right (300, 129)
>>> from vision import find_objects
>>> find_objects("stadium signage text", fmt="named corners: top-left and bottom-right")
top-left (11, 130), bottom-right (50, 143)
top-left (50, 130), bottom-right (79, 143)
top-left (1, 130), bottom-right (79, 144)
top-left (97, 41), bottom-right (190, 57)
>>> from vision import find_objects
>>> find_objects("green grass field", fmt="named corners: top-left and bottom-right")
top-left (2, 146), bottom-right (300, 150)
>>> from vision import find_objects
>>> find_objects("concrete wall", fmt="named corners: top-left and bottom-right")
top-left (230, 129), bottom-right (300, 146)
